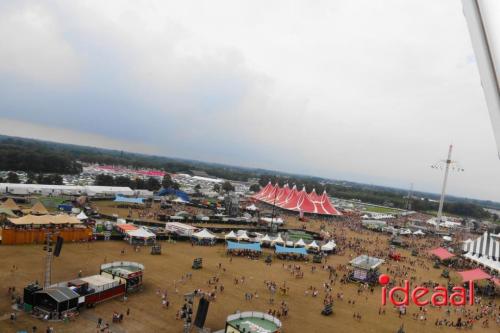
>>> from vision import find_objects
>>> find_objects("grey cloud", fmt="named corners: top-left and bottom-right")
top-left (0, 0), bottom-right (499, 201)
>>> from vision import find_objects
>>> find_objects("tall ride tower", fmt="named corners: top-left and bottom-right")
top-left (431, 145), bottom-right (464, 227)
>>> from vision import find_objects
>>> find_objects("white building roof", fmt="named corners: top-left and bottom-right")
top-left (0, 183), bottom-right (134, 196)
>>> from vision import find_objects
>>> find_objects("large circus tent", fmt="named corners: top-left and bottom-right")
top-left (252, 182), bottom-right (342, 216)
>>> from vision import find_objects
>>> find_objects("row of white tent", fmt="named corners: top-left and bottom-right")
top-left (224, 231), bottom-right (336, 251)
top-left (462, 231), bottom-right (500, 272)
top-left (383, 226), bottom-right (425, 236)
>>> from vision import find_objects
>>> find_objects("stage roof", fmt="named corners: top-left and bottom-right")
top-left (36, 287), bottom-right (79, 303)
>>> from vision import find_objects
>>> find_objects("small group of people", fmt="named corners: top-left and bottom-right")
top-left (267, 300), bottom-right (289, 319)
top-left (111, 312), bottom-right (124, 323)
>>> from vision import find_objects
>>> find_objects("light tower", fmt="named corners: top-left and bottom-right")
top-left (43, 232), bottom-right (53, 289)
top-left (431, 145), bottom-right (464, 227)
top-left (403, 183), bottom-right (413, 227)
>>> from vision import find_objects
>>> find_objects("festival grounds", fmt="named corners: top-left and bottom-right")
top-left (0, 225), bottom-right (497, 333)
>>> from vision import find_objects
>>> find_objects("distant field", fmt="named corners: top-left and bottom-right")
top-left (363, 205), bottom-right (399, 214)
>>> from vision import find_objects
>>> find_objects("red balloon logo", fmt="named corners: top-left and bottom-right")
top-left (378, 274), bottom-right (390, 285)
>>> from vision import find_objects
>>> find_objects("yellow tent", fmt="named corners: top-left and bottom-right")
top-left (1, 198), bottom-right (21, 211)
top-left (9, 214), bottom-right (82, 226)
top-left (23, 201), bottom-right (49, 215)
top-left (0, 208), bottom-right (16, 217)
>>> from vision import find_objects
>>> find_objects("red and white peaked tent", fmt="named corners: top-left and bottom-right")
top-left (296, 187), bottom-right (317, 213)
top-left (253, 184), bottom-right (342, 216)
top-left (275, 184), bottom-right (296, 207)
top-left (308, 189), bottom-right (322, 203)
top-left (274, 184), bottom-right (290, 205)
top-left (254, 182), bottom-right (273, 200)
top-left (262, 183), bottom-right (279, 203)
top-left (318, 191), bottom-right (342, 215)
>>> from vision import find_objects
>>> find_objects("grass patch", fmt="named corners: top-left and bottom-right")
top-left (363, 205), bottom-right (399, 214)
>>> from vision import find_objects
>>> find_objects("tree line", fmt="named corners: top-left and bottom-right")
top-left (0, 136), bottom-right (254, 181)
top-left (0, 139), bottom-right (82, 174)
top-left (0, 136), bottom-right (494, 219)
top-left (0, 171), bottom-right (63, 185)
top-left (94, 174), bottom-right (162, 191)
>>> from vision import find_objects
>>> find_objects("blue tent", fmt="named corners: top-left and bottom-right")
top-left (114, 196), bottom-right (144, 204)
top-left (157, 188), bottom-right (190, 202)
top-left (275, 245), bottom-right (308, 255)
top-left (58, 204), bottom-right (73, 212)
top-left (227, 241), bottom-right (262, 252)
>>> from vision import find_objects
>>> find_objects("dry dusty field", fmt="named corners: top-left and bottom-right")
top-left (0, 230), bottom-right (498, 333)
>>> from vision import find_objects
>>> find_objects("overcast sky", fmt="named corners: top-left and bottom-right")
top-left (0, 0), bottom-right (499, 201)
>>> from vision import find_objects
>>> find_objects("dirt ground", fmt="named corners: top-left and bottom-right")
top-left (0, 229), bottom-right (498, 333)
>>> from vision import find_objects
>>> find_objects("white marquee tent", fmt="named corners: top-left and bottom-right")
top-left (294, 239), bottom-right (306, 247)
top-left (192, 229), bottom-right (216, 240)
top-left (225, 231), bottom-right (237, 240)
top-left (307, 240), bottom-right (320, 250)
top-left (321, 240), bottom-right (336, 252)
top-left (77, 211), bottom-right (88, 220)
top-left (260, 234), bottom-right (272, 244)
top-left (271, 234), bottom-right (285, 246)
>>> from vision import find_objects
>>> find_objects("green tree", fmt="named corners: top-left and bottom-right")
top-left (249, 184), bottom-right (260, 192)
top-left (114, 176), bottom-right (133, 187)
top-left (161, 174), bottom-right (175, 189)
top-left (213, 184), bottom-right (220, 193)
top-left (95, 174), bottom-right (115, 186)
top-left (48, 174), bottom-right (64, 185)
top-left (26, 172), bottom-right (36, 184)
top-left (147, 177), bottom-right (161, 191)
top-left (222, 181), bottom-right (235, 192)
top-left (133, 178), bottom-right (147, 190)
top-left (7, 172), bottom-right (20, 183)
top-left (194, 184), bottom-right (201, 193)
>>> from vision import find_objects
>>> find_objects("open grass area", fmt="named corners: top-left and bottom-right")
top-left (363, 205), bottom-right (400, 214)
